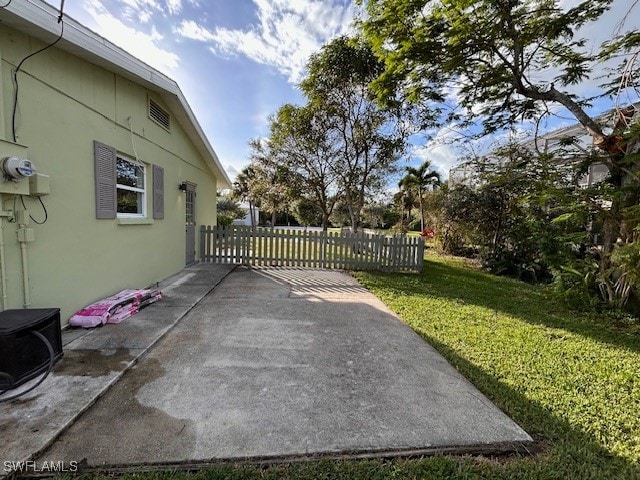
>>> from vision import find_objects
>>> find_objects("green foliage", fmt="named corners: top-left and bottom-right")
top-left (552, 260), bottom-right (603, 312)
top-left (329, 200), bottom-right (352, 227)
top-left (232, 165), bottom-right (259, 228)
top-left (292, 197), bottom-right (323, 227)
top-left (300, 36), bottom-right (408, 231)
top-left (438, 147), bottom-right (574, 283)
top-left (398, 160), bottom-right (441, 231)
top-left (359, 0), bottom-right (640, 308)
top-left (599, 240), bottom-right (640, 309)
top-left (354, 254), bottom-right (640, 478)
top-left (266, 103), bottom-right (341, 230)
top-left (216, 196), bottom-right (244, 228)
top-left (245, 140), bottom-right (300, 225)
top-left (361, 200), bottom-right (398, 229)
top-left (360, 0), bottom-right (615, 134)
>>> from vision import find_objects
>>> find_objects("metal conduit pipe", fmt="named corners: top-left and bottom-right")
top-left (0, 215), bottom-right (8, 310)
top-left (20, 239), bottom-right (30, 308)
top-left (16, 213), bottom-right (33, 309)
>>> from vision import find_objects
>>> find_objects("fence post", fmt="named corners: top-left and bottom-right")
top-left (200, 225), bottom-right (207, 262)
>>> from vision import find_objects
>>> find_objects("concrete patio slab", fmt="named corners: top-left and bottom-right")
top-left (38, 266), bottom-right (532, 472)
top-left (0, 264), bottom-right (235, 479)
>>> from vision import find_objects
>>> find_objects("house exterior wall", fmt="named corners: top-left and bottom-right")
top-left (0, 25), bottom-right (218, 325)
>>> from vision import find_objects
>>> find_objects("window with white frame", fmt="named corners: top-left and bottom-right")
top-left (116, 155), bottom-right (146, 217)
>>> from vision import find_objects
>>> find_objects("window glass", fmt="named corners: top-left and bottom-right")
top-left (116, 156), bottom-right (146, 217)
top-left (117, 160), bottom-right (144, 188)
top-left (186, 189), bottom-right (195, 225)
top-left (117, 190), bottom-right (144, 214)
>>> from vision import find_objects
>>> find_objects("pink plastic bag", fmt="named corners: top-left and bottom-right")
top-left (69, 289), bottom-right (162, 328)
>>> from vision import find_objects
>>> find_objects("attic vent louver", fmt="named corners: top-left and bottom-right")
top-left (148, 98), bottom-right (170, 131)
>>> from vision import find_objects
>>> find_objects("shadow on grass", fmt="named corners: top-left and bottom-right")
top-left (405, 334), bottom-right (640, 479)
top-left (374, 257), bottom-right (640, 355)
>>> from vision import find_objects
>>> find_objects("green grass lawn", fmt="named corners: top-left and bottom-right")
top-left (73, 253), bottom-right (640, 480)
top-left (352, 253), bottom-right (640, 479)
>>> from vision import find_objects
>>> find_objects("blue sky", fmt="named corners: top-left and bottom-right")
top-left (63, 0), bottom-right (359, 181)
top-left (63, 0), bottom-right (639, 182)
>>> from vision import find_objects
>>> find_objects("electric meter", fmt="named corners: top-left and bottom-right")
top-left (1, 156), bottom-right (35, 180)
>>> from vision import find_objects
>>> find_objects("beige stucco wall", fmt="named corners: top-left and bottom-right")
top-left (0, 26), bottom-right (219, 325)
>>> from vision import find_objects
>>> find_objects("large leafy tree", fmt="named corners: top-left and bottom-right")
top-left (266, 103), bottom-right (341, 232)
top-left (300, 36), bottom-right (408, 232)
top-left (246, 139), bottom-right (297, 227)
top-left (361, 0), bottom-right (620, 136)
top-left (360, 0), bottom-right (640, 299)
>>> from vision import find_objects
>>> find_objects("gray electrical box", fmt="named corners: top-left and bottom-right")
top-left (17, 228), bottom-right (35, 243)
top-left (29, 173), bottom-right (50, 196)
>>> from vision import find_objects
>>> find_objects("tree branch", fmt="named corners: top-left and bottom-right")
top-left (517, 84), bottom-right (608, 146)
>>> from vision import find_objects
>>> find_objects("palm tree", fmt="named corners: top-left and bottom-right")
top-left (232, 165), bottom-right (258, 230)
top-left (393, 188), bottom-right (415, 232)
top-left (398, 160), bottom-right (441, 232)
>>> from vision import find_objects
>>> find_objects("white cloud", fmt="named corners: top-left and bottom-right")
top-left (174, 20), bottom-right (217, 41)
top-left (166, 0), bottom-right (182, 15)
top-left (81, 0), bottom-right (180, 73)
top-left (120, 0), bottom-right (161, 22)
top-left (174, 0), bottom-right (359, 83)
top-left (408, 122), bottom-right (510, 179)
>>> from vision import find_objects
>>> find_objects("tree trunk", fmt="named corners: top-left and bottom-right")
top-left (349, 210), bottom-right (359, 233)
top-left (321, 211), bottom-right (330, 233)
top-left (344, 190), bottom-right (359, 233)
top-left (271, 211), bottom-right (276, 227)
top-left (249, 201), bottom-right (256, 231)
top-left (419, 192), bottom-right (425, 232)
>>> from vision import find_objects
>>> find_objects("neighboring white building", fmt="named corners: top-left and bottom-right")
top-left (449, 104), bottom-right (639, 188)
top-left (232, 202), bottom-right (259, 227)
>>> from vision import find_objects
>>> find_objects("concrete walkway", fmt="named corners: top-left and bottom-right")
top-left (0, 263), bottom-right (235, 478)
top-left (32, 266), bottom-right (532, 473)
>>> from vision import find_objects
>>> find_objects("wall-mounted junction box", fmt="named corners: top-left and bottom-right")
top-left (15, 210), bottom-right (29, 226)
top-left (29, 173), bottom-right (50, 196)
top-left (17, 227), bottom-right (35, 243)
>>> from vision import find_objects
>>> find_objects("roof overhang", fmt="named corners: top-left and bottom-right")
top-left (0, 0), bottom-right (232, 188)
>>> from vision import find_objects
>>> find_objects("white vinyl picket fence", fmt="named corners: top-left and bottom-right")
top-left (200, 226), bottom-right (424, 272)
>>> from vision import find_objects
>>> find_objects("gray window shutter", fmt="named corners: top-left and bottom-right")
top-left (153, 164), bottom-right (164, 219)
top-left (94, 141), bottom-right (117, 219)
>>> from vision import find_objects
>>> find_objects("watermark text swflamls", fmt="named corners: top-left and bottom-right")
top-left (3, 460), bottom-right (79, 473)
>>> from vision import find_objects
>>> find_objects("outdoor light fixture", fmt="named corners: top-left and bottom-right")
top-left (178, 182), bottom-right (188, 191)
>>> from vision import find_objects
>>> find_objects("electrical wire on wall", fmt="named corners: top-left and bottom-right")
top-left (0, 1), bottom-right (13, 9)
top-left (20, 195), bottom-right (48, 225)
top-left (9, 194), bottom-right (48, 225)
top-left (11, 1), bottom-right (66, 142)
top-left (127, 116), bottom-right (143, 167)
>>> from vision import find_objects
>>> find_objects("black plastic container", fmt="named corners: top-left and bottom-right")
top-left (0, 308), bottom-right (63, 390)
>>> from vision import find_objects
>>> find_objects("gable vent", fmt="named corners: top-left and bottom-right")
top-left (148, 98), bottom-right (170, 130)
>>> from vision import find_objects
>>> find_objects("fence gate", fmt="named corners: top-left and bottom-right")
top-left (200, 226), bottom-right (424, 272)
